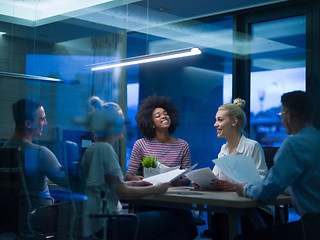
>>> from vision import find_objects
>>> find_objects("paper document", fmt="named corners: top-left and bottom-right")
top-left (144, 163), bottom-right (198, 185)
top-left (212, 154), bottom-right (262, 184)
top-left (158, 163), bottom-right (180, 174)
top-left (185, 167), bottom-right (217, 190)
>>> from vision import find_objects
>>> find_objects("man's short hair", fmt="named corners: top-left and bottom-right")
top-left (281, 91), bottom-right (314, 122)
top-left (12, 99), bottom-right (42, 128)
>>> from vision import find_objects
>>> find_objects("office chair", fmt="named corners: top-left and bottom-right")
top-left (78, 177), bottom-right (140, 240)
top-left (0, 146), bottom-right (54, 239)
top-left (63, 141), bottom-right (81, 176)
top-left (0, 146), bottom-right (79, 240)
top-left (262, 147), bottom-right (289, 224)
top-left (62, 141), bottom-right (92, 240)
top-left (263, 147), bottom-right (279, 170)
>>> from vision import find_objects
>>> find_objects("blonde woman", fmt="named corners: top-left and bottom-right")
top-left (193, 98), bottom-right (272, 240)
top-left (211, 98), bottom-right (268, 190)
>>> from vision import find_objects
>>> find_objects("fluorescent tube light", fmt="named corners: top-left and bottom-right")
top-left (0, 71), bottom-right (62, 82)
top-left (87, 47), bottom-right (201, 71)
top-left (0, 31), bottom-right (6, 35)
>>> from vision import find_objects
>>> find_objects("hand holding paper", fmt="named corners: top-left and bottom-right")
top-left (185, 167), bottom-right (217, 190)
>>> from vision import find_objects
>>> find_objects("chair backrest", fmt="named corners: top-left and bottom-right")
top-left (262, 147), bottom-right (279, 169)
top-left (0, 146), bottom-right (34, 236)
top-left (63, 141), bottom-right (81, 176)
top-left (62, 140), bottom-right (87, 195)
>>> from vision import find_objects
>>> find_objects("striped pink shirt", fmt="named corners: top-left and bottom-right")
top-left (127, 138), bottom-right (191, 175)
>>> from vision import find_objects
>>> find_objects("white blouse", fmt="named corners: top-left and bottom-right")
top-left (213, 135), bottom-right (268, 181)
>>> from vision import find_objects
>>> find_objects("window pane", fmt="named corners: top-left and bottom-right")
top-left (126, 16), bottom-right (234, 170)
top-left (250, 15), bottom-right (306, 147)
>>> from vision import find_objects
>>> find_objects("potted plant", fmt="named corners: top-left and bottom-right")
top-left (141, 155), bottom-right (160, 178)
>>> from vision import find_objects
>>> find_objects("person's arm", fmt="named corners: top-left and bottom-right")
top-left (40, 147), bottom-right (68, 187)
top-left (235, 182), bottom-right (248, 196)
top-left (125, 180), bottom-right (152, 187)
top-left (236, 139), bottom-right (304, 202)
top-left (126, 174), bottom-right (144, 181)
top-left (211, 179), bottom-right (235, 191)
top-left (125, 141), bottom-right (144, 181)
top-left (180, 141), bottom-right (191, 169)
top-left (105, 174), bottom-right (169, 200)
top-left (170, 141), bottom-right (191, 186)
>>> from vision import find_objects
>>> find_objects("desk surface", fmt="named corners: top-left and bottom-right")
top-left (130, 187), bottom-right (292, 240)
top-left (134, 187), bottom-right (291, 209)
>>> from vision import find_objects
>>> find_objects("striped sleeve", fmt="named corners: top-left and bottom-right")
top-left (180, 141), bottom-right (191, 169)
top-left (126, 140), bottom-right (143, 175)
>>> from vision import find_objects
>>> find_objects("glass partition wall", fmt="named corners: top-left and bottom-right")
top-left (125, 16), bottom-right (234, 170)
top-left (1, 0), bottom-right (319, 176)
top-left (1, 0), bottom-right (320, 238)
top-left (0, 0), bottom-right (239, 172)
top-left (250, 15), bottom-right (306, 147)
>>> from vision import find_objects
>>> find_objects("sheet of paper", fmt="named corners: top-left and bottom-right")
top-left (185, 167), bottom-right (217, 190)
top-left (212, 154), bottom-right (262, 184)
top-left (144, 163), bottom-right (198, 185)
top-left (158, 163), bottom-right (180, 174)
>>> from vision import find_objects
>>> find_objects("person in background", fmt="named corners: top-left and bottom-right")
top-left (234, 91), bottom-right (320, 240)
top-left (125, 95), bottom-right (191, 185)
top-left (81, 96), bottom-right (197, 240)
top-left (2, 98), bottom-right (68, 233)
top-left (192, 98), bottom-right (272, 240)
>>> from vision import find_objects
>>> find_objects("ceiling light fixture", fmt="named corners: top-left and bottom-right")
top-left (0, 31), bottom-right (6, 35)
top-left (86, 47), bottom-right (202, 71)
top-left (0, 72), bottom-right (62, 82)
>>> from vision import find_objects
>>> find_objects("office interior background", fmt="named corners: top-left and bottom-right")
top-left (0, 0), bottom-right (319, 176)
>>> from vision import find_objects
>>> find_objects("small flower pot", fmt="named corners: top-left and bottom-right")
top-left (143, 167), bottom-right (160, 178)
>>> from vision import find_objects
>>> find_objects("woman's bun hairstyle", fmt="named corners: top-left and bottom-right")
top-left (89, 96), bottom-right (103, 111)
top-left (87, 96), bottom-right (124, 137)
top-left (233, 98), bottom-right (246, 110)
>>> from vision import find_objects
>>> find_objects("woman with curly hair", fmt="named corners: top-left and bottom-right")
top-left (125, 95), bottom-right (191, 183)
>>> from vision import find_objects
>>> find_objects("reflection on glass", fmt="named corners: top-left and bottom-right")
top-left (125, 16), bottom-right (234, 171)
top-left (126, 82), bottom-right (139, 169)
top-left (250, 15), bottom-right (306, 147)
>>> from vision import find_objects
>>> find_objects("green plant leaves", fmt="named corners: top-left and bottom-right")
top-left (141, 155), bottom-right (158, 168)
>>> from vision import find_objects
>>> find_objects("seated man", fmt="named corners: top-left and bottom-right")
top-left (235, 91), bottom-right (320, 240)
top-left (3, 99), bottom-right (68, 232)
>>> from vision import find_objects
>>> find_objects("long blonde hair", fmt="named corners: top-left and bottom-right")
top-left (218, 98), bottom-right (246, 132)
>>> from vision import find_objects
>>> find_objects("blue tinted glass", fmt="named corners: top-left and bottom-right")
top-left (250, 15), bottom-right (306, 147)
top-left (126, 16), bottom-right (234, 171)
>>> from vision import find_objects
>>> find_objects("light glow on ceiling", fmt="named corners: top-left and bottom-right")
top-left (0, 71), bottom-right (62, 82)
top-left (0, 0), bottom-right (142, 26)
top-left (87, 47), bottom-right (202, 71)
top-left (0, 0), bottom-right (112, 21)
